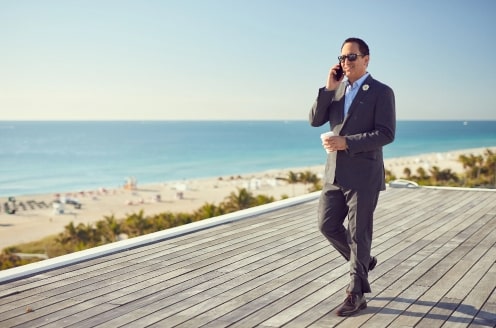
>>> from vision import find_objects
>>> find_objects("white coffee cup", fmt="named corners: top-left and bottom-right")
top-left (320, 131), bottom-right (334, 153)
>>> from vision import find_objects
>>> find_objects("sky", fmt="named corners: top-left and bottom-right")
top-left (1, 0), bottom-right (495, 121)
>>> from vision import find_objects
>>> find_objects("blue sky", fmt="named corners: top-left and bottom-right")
top-left (1, 0), bottom-right (495, 120)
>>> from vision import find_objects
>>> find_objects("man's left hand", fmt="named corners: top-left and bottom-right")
top-left (322, 136), bottom-right (348, 152)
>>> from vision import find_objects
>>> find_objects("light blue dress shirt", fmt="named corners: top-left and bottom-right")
top-left (344, 73), bottom-right (369, 117)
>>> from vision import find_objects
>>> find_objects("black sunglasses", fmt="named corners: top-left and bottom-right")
top-left (338, 53), bottom-right (367, 62)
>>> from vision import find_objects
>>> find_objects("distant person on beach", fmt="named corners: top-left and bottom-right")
top-left (309, 37), bottom-right (396, 316)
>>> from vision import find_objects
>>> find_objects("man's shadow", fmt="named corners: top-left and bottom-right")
top-left (365, 297), bottom-right (495, 327)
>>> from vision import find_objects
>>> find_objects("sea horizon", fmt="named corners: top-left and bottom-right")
top-left (1, 120), bottom-right (495, 198)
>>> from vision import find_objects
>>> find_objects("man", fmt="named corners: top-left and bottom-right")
top-left (309, 37), bottom-right (396, 316)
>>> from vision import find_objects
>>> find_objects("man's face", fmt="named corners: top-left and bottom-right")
top-left (340, 42), bottom-right (369, 83)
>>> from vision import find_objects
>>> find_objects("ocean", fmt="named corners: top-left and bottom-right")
top-left (1, 120), bottom-right (495, 197)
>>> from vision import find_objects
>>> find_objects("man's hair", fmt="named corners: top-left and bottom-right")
top-left (342, 37), bottom-right (369, 56)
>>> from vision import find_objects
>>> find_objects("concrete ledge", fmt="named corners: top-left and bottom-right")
top-left (421, 185), bottom-right (496, 192)
top-left (0, 192), bottom-right (320, 284)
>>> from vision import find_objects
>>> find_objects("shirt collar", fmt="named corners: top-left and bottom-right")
top-left (347, 72), bottom-right (370, 89)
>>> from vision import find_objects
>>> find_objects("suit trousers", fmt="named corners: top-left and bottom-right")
top-left (318, 182), bottom-right (379, 294)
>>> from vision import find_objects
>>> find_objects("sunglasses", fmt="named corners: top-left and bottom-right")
top-left (338, 53), bottom-right (367, 62)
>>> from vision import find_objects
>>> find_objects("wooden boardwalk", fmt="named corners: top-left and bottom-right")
top-left (0, 187), bottom-right (495, 327)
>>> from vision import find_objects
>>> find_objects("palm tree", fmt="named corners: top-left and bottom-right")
top-left (287, 171), bottom-right (299, 183)
top-left (57, 222), bottom-right (101, 251)
top-left (308, 180), bottom-right (322, 192)
top-left (475, 155), bottom-right (484, 180)
top-left (287, 171), bottom-right (299, 196)
top-left (194, 203), bottom-right (223, 219)
top-left (301, 171), bottom-right (318, 184)
top-left (416, 167), bottom-right (429, 184)
top-left (223, 188), bottom-right (255, 212)
top-left (429, 166), bottom-right (441, 183)
top-left (483, 149), bottom-right (496, 187)
top-left (97, 215), bottom-right (121, 242)
top-left (458, 154), bottom-right (472, 170)
top-left (123, 210), bottom-right (151, 236)
top-left (429, 166), bottom-right (459, 185)
top-left (255, 194), bottom-right (275, 205)
top-left (385, 169), bottom-right (396, 182)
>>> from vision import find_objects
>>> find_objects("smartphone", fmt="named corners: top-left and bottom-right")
top-left (335, 63), bottom-right (344, 81)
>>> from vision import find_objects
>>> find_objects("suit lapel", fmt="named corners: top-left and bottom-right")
top-left (333, 82), bottom-right (347, 135)
top-left (334, 81), bottom-right (347, 105)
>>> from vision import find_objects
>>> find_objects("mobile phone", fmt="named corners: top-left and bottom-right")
top-left (335, 63), bottom-right (343, 81)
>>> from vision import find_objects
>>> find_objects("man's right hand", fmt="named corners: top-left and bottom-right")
top-left (325, 64), bottom-right (344, 90)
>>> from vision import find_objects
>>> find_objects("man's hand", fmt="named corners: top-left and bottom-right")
top-left (325, 64), bottom-right (344, 90)
top-left (322, 136), bottom-right (348, 152)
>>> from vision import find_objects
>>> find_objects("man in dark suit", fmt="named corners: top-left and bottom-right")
top-left (309, 37), bottom-right (396, 316)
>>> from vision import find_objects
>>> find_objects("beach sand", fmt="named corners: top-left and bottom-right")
top-left (384, 146), bottom-right (496, 177)
top-left (1, 146), bottom-right (494, 249)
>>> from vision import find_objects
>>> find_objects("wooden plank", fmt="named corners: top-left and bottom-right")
top-left (446, 261), bottom-right (496, 327)
top-left (413, 228), bottom-right (496, 327)
top-left (0, 205), bottom-right (312, 302)
top-left (0, 223), bottom-right (318, 326)
top-left (187, 190), bottom-right (488, 325)
top-left (0, 188), bottom-right (494, 328)
top-left (158, 190), bottom-right (422, 325)
top-left (37, 215), bottom-right (322, 326)
top-left (264, 190), bottom-right (472, 327)
top-left (102, 241), bottom-right (332, 327)
top-left (0, 206), bottom-right (314, 322)
top-left (314, 192), bottom-right (496, 328)
top-left (0, 203), bottom-right (316, 297)
top-left (308, 223), bottom-right (484, 325)
top-left (467, 263), bottom-right (496, 328)
top-left (380, 212), bottom-right (495, 327)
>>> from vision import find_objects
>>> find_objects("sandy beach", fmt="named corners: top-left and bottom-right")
top-left (1, 146), bottom-right (495, 249)
top-left (384, 147), bottom-right (496, 177)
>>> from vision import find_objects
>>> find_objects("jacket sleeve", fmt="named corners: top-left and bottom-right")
top-left (309, 87), bottom-right (335, 127)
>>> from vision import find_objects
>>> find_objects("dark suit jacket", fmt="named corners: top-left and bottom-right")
top-left (309, 75), bottom-right (396, 191)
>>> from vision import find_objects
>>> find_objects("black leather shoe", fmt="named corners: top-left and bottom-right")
top-left (368, 256), bottom-right (377, 271)
top-left (336, 293), bottom-right (367, 316)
